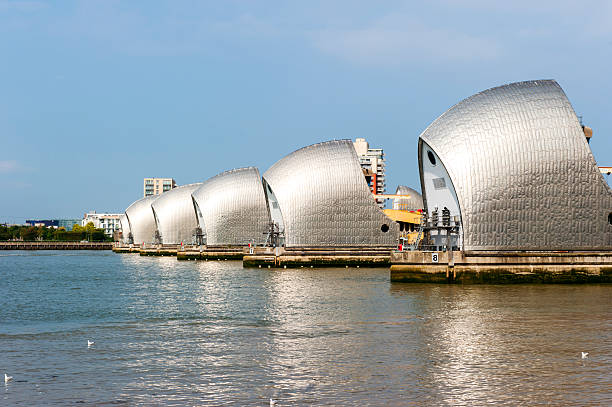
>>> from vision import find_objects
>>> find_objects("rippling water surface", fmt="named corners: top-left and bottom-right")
top-left (0, 251), bottom-right (610, 405)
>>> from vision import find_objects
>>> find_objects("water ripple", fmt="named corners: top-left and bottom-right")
top-left (0, 251), bottom-right (610, 405)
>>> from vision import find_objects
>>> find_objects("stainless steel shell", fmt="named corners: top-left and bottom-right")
top-left (419, 79), bottom-right (612, 250)
top-left (263, 139), bottom-right (398, 247)
top-left (151, 183), bottom-right (202, 245)
top-left (124, 195), bottom-right (158, 245)
top-left (393, 186), bottom-right (423, 211)
top-left (191, 167), bottom-right (271, 246)
top-left (119, 214), bottom-right (131, 243)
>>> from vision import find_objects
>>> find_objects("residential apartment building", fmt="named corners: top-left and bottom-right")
top-left (82, 211), bottom-right (122, 236)
top-left (353, 138), bottom-right (386, 208)
top-left (144, 178), bottom-right (177, 197)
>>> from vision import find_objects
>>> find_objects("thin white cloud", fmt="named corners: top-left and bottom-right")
top-left (311, 18), bottom-right (501, 67)
top-left (0, 0), bottom-right (46, 13)
top-left (0, 160), bottom-right (18, 173)
top-left (45, 4), bottom-right (281, 57)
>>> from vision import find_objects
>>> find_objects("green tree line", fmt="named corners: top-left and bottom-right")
top-left (0, 222), bottom-right (112, 242)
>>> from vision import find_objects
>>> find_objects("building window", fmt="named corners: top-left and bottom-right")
top-left (381, 224), bottom-right (389, 233)
top-left (609, 212), bottom-right (612, 225)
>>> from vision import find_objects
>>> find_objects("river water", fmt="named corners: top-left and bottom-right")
top-left (0, 251), bottom-right (610, 406)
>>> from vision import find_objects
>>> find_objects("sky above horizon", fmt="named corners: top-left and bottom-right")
top-left (1, 0), bottom-right (612, 223)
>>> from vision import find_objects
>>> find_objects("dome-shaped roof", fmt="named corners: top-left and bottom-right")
top-left (124, 195), bottom-right (158, 244)
top-left (151, 183), bottom-right (202, 245)
top-left (263, 139), bottom-right (397, 247)
top-left (419, 79), bottom-right (612, 250)
top-left (393, 186), bottom-right (423, 211)
top-left (191, 167), bottom-right (270, 246)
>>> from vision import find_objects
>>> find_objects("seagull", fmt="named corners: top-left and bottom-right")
top-left (581, 352), bottom-right (589, 359)
top-left (5, 373), bottom-right (13, 384)
top-left (270, 398), bottom-right (276, 406)
top-left (88, 340), bottom-right (95, 347)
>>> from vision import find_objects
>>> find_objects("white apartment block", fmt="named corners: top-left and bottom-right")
top-left (353, 138), bottom-right (386, 208)
top-left (82, 211), bottom-right (122, 236)
top-left (144, 178), bottom-right (177, 197)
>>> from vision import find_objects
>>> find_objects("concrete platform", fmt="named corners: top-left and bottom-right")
top-left (139, 247), bottom-right (178, 256)
top-left (390, 250), bottom-right (612, 283)
top-left (177, 251), bottom-right (244, 260)
top-left (177, 246), bottom-right (244, 261)
top-left (243, 247), bottom-right (392, 268)
top-left (112, 246), bottom-right (135, 253)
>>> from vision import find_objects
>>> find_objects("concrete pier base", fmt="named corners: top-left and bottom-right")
top-left (243, 247), bottom-right (392, 268)
top-left (391, 251), bottom-right (612, 283)
top-left (139, 247), bottom-right (178, 256)
top-left (112, 245), bottom-right (140, 253)
top-left (177, 246), bottom-right (244, 261)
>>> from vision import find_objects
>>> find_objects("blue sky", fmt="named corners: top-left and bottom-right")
top-left (1, 0), bottom-right (611, 222)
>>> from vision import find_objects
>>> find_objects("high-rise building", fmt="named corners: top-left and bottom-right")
top-left (353, 138), bottom-right (386, 207)
top-left (143, 178), bottom-right (177, 197)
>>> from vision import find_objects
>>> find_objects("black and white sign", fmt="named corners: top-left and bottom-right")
top-left (432, 252), bottom-right (439, 263)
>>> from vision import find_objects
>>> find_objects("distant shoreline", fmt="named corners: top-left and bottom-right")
top-left (0, 242), bottom-right (112, 250)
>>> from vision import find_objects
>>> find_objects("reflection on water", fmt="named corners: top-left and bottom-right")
top-left (0, 251), bottom-right (610, 405)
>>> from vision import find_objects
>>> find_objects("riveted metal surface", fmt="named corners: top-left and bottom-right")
top-left (151, 183), bottom-right (202, 245)
top-left (124, 195), bottom-right (158, 245)
top-left (191, 167), bottom-right (271, 246)
top-left (419, 79), bottom-right (612, 250)
top-left (263, 140), bottom-right (398, 247)
top-left (119, 214), bottom-right (131, 243)
top-left (393, 186), bottom-right (423, 211)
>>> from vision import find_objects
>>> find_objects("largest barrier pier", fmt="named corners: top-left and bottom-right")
top-left (390, 250), bottom-right (612, 283)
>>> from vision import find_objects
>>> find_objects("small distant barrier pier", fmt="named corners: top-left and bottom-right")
top-left (113, 244), bottom-right (244, 260)
top-left (390, 250), bottom-right (612, 283)
top-left (113, 243), bottom-right (392, 267)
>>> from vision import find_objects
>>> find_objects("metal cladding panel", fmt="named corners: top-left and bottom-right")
top-left (419, 79), bottom-right (612, 250)
top-left (151, 183), bottom-right (202, 245)
top-left (119, 214), bottom-right (131, 243)
top-left (191, 167), bottom-right (271, 246)
top-left (124, 195), bottom-right (158, 244)
top-left (263, 140), bottom-right (398, 247)
top-left (393, 186), bottom-right (423, 211)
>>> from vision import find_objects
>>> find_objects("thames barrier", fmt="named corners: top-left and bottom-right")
top-left (113, 79), bottom-right (612, 283)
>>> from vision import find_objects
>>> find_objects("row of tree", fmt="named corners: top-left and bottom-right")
top-left (0, 222), bottom-right (112, 242)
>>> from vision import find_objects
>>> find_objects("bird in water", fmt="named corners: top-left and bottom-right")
top-left (581, 352), bottom-right (589, 359)
top-left (270, 398), bottom-right (276, 406)
top-left (5, 373), bottom-right (13, 384)
top-left (88, 340), bottom-right (95, 347)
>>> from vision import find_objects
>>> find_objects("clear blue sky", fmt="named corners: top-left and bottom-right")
top-left (1, 0), bottom-right (611, 223)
